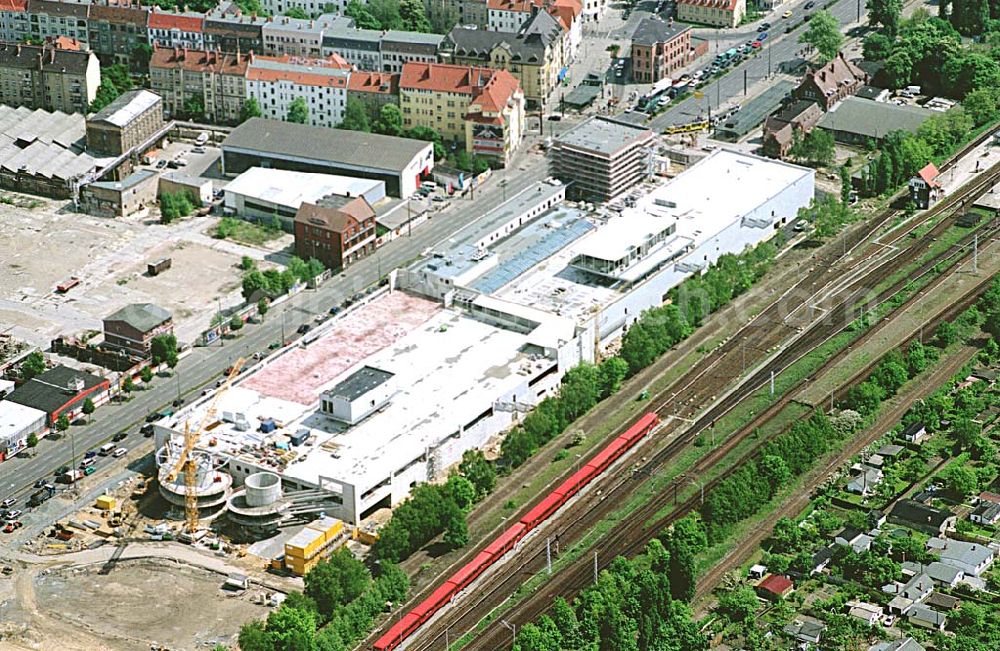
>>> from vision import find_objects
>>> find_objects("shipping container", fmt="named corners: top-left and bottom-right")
top-left (147, 258), bottom-right (172, 276)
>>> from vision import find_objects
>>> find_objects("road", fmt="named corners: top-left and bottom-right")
top-left (0, 148), bottom-right (554, 511)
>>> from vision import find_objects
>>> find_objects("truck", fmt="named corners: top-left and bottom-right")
top-left (28, 485), bottom-right (55, 507)
top-left (58, 469), bottom-right (84, 484)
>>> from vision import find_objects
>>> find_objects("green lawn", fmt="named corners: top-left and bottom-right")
top-left (213, 217), bottom-right (285, 246)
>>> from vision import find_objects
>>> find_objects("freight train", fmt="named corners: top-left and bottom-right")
top-left (373, 412), bottom-right (661, 651)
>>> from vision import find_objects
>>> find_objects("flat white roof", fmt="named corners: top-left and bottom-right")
top-left (223, 167), bottom-right (384, 209)
top-left (0, 400), bottom-right (46, 442)
top-left (572, 207), bottom-right (677, 262)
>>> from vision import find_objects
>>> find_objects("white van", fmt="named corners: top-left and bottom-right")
top-left (195, 131), bottom-right (209, 146)
top-left (99, 443), bottom-right (116, 456)
top-left (79, 457), bottom-right (95, 468)
top-left (112, 447), bottom-right (127, 458)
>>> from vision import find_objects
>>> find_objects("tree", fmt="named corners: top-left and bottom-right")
top-left (140, 366), bottom-right (154, 384)
top-left (840, 165), bottom-right (852, 204)
top-left (132, 43), bottom-right (153, 72)
top-left (952, 417), bottom-right (983, 452)
top-left (716, 585), bottom-right (759, 623)
top-left (899, 456), bottom-right (927, 483)
top-left (284, 6), bottom-right (310, 17)
top-left (760, 455), bottom-right (791, 492)
top-left (258, 298), bottom-right (270, 318)
top-left (241, 97), bottom-right (263, 123)
top-left (122, 376), bottom-right (135, 395)
top-left (264, 605), bottom-right (317, 651)
top-left (935, 320), bottom-right (958, 346)
top-left (399, 0), bottom-right (431, 31)
top-left (942, 459), bottom-right (978, 497)
top-left (863, 32), bottom-right (893, 60)
top-left (339, 97), bottom-right (371, 132)
top-left (789, 128), bottom-right (835, 165)
top-left (82, 398), bottom-right (95, 422)
top-left (963, 87), bottom-right (1000, 126)
top-left (27, 432), bottom-right (38, 447)
top-left (598, 357), bottom-right (629, 398)
top-left (883, 49), bottom-right (914, 89)
top-left (160, 191), bottom-right (194, 223)
top-left (443, 508), bottom-right (469, 547)
top-left (230, 314), bottom-right (244, 331)
top-left (458, 449), bottom-right (495, 499)
top-left (151, 334), bottom-right (179, 368)
top-left (344, 0), bottom-right (382, 29)
top-left (868, 0), bottom-right (903, 37)
top-left (304, 549), bottom-right (370, 619)
top-left (952, 0), bottom-right (989, 34)
top-left (183, 93), bottom-right (205, 120)
top-left (799, 10), bottom-right (845, 62)
top-left (445, 474), bottom-right (477, 512)
top-left (767, 516), bottom-right (804, 555)
top-left (56, 413), bottom-right (70, 433)
top-left (375, 103), bottom-right (404, 136)
top-left (287, 97), bottom-right (309, 124)
top-left (238, 620), bottom-right (273, 651)
top-left (89, 64), bottom-right (133, 112)
top-left (20, 351), bottom-right (46, 380)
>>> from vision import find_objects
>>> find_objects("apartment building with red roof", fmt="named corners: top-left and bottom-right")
top-left (400, 62), bottom-right (524, 166)
top-left (148, 8), bottom-right (205, 50)
top-left (149, 45), bottom-right (249, 124)
top-left (246, 53), bottom-right (352, 128)
top-left (676, 0), bottom-right (745, 28)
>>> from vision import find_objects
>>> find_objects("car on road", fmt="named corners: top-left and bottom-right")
top-left (794, 219), bottom-right (810, 231)
top-left (758, 31), bottom-right (768, 41)
top-left (113, 447), bottom-right (128, 458)
top-left (3, 521), bottom-right (22, 533)
top-left (329, 305), bottom-right (341, 316)
top-left (113, 431), bottom-right (128, 442)
top-left (71, 417), bottom-right (86, 426)
top-left (803, 12), bottom-right (812, 20)
top-left (882, 615), bottom-right (895, 627)
top-left (782, 9), bottom-right (792, 17)
top-left (34, 478), bottom-right (47, 488)
top-left (804, 1), bottom-right (815, 8)
top-left (758, 21), bottom-right (770, 31)
top-left (752, 40), bottom-right (762, 48)
top-left (140, 424), bottom-right (154, 437)
top-left (84, 450), bottom-right (97, 459)
top-left (0, 498), bottom-right (15, 508)
top-left (297, 324), bottom-right (311, 335)
top-left (4, 510), bottom-right (22, 520)
top-left (785, 24), bottom-right (793, 32)
top-left (84, 466), bottom-right (96, 476)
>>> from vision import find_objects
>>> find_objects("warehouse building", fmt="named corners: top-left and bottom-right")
top-left (816, 97), bottom-right (935, 146)
top-left (549, 116), bottom-right (656, 201)
top-left (6, 364), bottom-right (110, 426)
top-left (0, 401), bottom-right (47, 462)
top-left (221, 118), bottom-right (434, 197)
top-left (102, 303), bottom-right (173, 358)
top-left (85, 89), bottom-right (167, 158)
top-left (79, 168), bottom-right (159, 218)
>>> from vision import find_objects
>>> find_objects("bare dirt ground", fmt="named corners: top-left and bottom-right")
top-left (0, 558), bottom-right (269, 651)
top-left (0, 192), bottom-right (291, 348)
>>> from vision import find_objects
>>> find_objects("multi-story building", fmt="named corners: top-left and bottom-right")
top-left (0, 41), bottom-right (99, 114)
top-left (321, 23), bottom-right (380, 70)
top-left (427, 0), bottom-right (488, 30)
top-left (102, 303), bottom-right (174, 358)
top-left (293, 196), bottom-right (377, 270)
top-left (379, 30), bottom-right (443, 74)
top-left (793, 52), bottom-right (867, 111)
top-left (487, 0), bottom-right (533, 32)
top-left (261, 15), bottom-right (336, 57)
top-left (246, 52), bottom-right (351, 128)
top-left (444, 9), bottom-right (564, 108)
top-left (580, 0), bottom-right (607, 23)
top-left (27, 0), bottom-right (90, 46)
top-left (88, 0), bottom-right (150, 69)
top-left (86, 89), bottom-right (165, 156)
top-left (149, 45), bottom-right (250, 124)
top-left (676, 0), bottom-right (745, 28)
top-left (346, 70), bottom-right (398, 120)
top-left (204, 5), bottom-right (265, 54)
top-left (400, 61), bottom-right (523, 164)
top-left (0, 0), bottom-right (29, 44)
top-left (486, 0), bottom-right (580, 61)
top-left (548, 0), bottom-right (581, 62)
top-left (549, 116), bottom-right (656, 201)
top-left (262, 0), bottom-right (347, 17)
top-left (147, 8), bottom-right (205, 50)
top-left (629, 17), bottom-right (692, 84)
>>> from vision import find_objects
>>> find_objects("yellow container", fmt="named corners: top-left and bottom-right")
top-left (285, 554), bottom-right (322, 576)
top-left (306, 516), bottom-right (343, 543)
top-left (95, 495), bottom-right (116, 511)
top-left (284, 527), bottom-right (325, 560)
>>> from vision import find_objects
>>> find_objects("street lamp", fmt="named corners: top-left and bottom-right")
top-left (500, 619), bottom-right (516, 645)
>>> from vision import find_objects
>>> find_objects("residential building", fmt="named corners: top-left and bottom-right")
top-left (0, 42), bottom-right (100, 114)
top-left (846, 466), bottom-right (883, 496)
top-left (762, 100), bottom-right (823, 159)
top-left (676, 0), bottom-right (745, 28)
top-left (87, 0), bottom-right (150, 69)
top-left (889, 500), bottom-right (956, 536)
top-left (885, 572), bottom-right (934, 614)
top-left (79, 168), bottom-right (159, 217)
top-left (488, 0), bottom-right (534, 32)
top-left (907, 604), bottom-right (946, 631)
top-left (835, 526), bottom-right (874, 553)
top-left (261, 15), bottom-right (334, 58)
top-left (86, 89), bottom-right (166, 157)
top-left (465, 65), bottom-right (524, 167)
top-left (203, 5), bottom-right (266, 54)
top-left (380, 31), bottom-right (443, 74)
top-left (794, 53), bottom-right (867, 111)
top-left (26, 0), bottom-right (90, 47)
top-left (870, 638), bottom-right (926, 651)
top-left (294, 195), bottom-right (377, 270)
top-left (757, 574), bottom-right (793, 600)
top-left (548, 0), bottom-right (582, 62)
top-left (629, 17), bottom-right (692, 84)
top-left (149, 46), bottom-right (250, 124)
top-left (444, 9), bottom-right (565, 108)
top-left (346, 71), bottom-right (399, 121)
top-left (262, 0), bottom-right (346, 17)
top-left (246, 52), bottom-right (352, 128)
top-left (102, 303), bottom-right (174, 357)
top-left (909, 162), bottom-right (941, 209)
top-left (579, 0), bottom-right (607, 22)
top-left (221, 117), bottom-right (435, 197)
top-left (6, 364), bottom-right (110, 425)
top-left (848, 602), bottom-right (882, 626)
top-left (147, 8), bottom-right (204, 50)
top-left (0, 0), bottom-right (29, 44)
top-left (427, 0), bottom-right (488, 29)
top-left (927, 537), bottom-right (995, 576)
top-left (810, 545), bottom-right (834, 574)
top-left (782, 618), bottom-right (825, 645)
top-left (549, 116), bottom-right (656, 201)
top-left (321, 23), bottom-right (381, 71)
top-left (816, 95), bottom-right (936, 145)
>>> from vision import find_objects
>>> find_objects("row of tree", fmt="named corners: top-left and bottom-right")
top-left (239, 550), bottom-right (409, 651)
top-left (240, 256), bottom-right (325, 301)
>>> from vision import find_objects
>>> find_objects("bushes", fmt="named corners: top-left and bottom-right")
top-left (159, 191), bottom-right (195, 223)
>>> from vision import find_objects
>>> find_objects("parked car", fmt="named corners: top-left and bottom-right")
top-left (758, 31), bottom-right (768, 40)
top-left (112, 447), bottom-right (128, 458)
top-left (84, 450), bottom-right (97, 459)
top-left (4, 510), bottom-right (22, 520)
top-left (140, 424), bottom-right (154, 437)
top-left (2, 521), bottom-right (22, 533)
top-left (0, 498), bottom-right (15, 508)
top-left (156, 160), bottom-right (168, 169)
top-left (34, 478), bottom-right (47, 488)
top-left (296, 324), bottom-right (311, 335)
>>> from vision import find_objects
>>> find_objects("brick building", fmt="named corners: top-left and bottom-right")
top-left (149, 45), bottom-right (250, 124)
top-left (629, 17), bottom-right (692, 84)
top-left (86, 89), bottom-right (165, 157)
top-left (6, 364), bottom-right (110, 426)
top-left (346, 71), bottom-right (399, 120)
top-left (87, 0), bottom-right (149, 69)
top-left (103, 303), bottom-right (174, 357)
top-left (793, 52), bottom-right (867, 111)
top-left (762, 100), bottom-right (823, 159)
top-left (294, 196), bottom-right (377, 270)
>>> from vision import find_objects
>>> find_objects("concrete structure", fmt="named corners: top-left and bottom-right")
top-left (6, 364), bottom-right (110, 426)
top-left (26, 0), bottom-right (90, 47)
top-left (320, 366), bottom-right (396, 424)
top-left (87, 0), bottom-right (150, 69)
top-left (630, 17), bottom-right (692, 84)
top-left (817, 97), bottom-right (935, 146)
top-left (80, 168), bottom-right (159, 217)
top-left (0, 401), bottom-right (46, 462)
top-left (794, 53), bottom-right (867, 111)
top-left (346, 71), bottom-right (399, 120)
top-left (676, 0), bottom-right (745, 27)
top-left (222, 167), bottom-right (385, 228)
top-left (86, 89), bottom-right (165, 157)
top-left (150, 45), bottom-right (250, 124)
top-left (444, 9), bottom-right (565, 108)
top-left (246, 53), bottom-right (352, 129)
top-left (293, 195), bottom-right (377, 270)
top-left (762, 100), bottom-right (823, 159)
top-left (548, 116), bottom-right (656, 201)
top-left (221, 117), bottom-right (434, 197)
top-left (102, 303), bottom-right (174, 358)
top-left (147, 8), bottom-right (204, 50)
top-left (0, 41), bottom-right (99, 114)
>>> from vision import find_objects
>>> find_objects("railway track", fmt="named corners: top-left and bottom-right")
top-left (396, 163), bottom-right (1000, 651)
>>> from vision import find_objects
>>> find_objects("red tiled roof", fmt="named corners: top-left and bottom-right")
top-left (677, 0), bottom-right (739, 9)
top-left (469, 68), bottom-right (520, 114)
top-left (758, 574), bottom-right (793, 595)
top-left (89, 0), bottom-right (148, 24)
top-left (0, 0), bottom-right (27, 12)
top-left (247, 53), bottom-right (350, 88)
top-left (980, 491), bottom-right (1000, 504)
top-left (148, 11), bottom-right (204, 33)
top-left (150, 45), bottom-right (249, 75)
top-left (917, 162), bottom-right (940, 187)
top-left (347, 71), bottom-right (399, 95)
top-left (400, 62), bottom-right (495, 96)
top-left (548, 0), bottom-right (581, 28)
top-left (486, 0), bottom-right (536, 11)
top-left (48, 35), bottom-right (82, 51)
top-left (296, 197), bottom-right (374, 233)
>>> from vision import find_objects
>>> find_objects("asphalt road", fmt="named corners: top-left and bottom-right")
top-left (0, 151), bottom-right (552, 511)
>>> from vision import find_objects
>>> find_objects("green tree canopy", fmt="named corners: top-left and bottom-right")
top-left (241, 97), bottom-right (263, 123)
top-left (799, 10), bottom-right (845, 62)
top-left (339, 97), bottom-right (371, 132)
top-left (287, 97), bottom-right (309, 124)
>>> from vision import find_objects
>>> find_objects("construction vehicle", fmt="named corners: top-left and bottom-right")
top-left (165, 358), bottom-right (244, 534)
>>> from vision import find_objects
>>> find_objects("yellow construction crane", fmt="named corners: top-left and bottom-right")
top-left (167, 357), bottom-right (245, 533)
